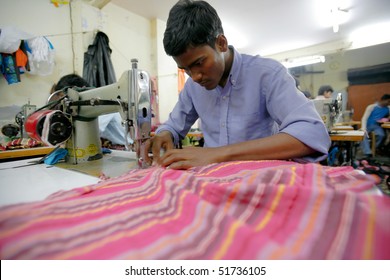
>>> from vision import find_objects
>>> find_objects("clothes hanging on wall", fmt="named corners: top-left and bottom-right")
top-left (83, 31), bottom-right (116, 87)
top-left (1, 37), bottom-right (28, 85)
top-left (24, 36), bottom-right (55, 76)
top-left (0, 53), bottom-right (20, 85)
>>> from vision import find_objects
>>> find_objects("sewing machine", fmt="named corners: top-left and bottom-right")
top-left (312, 93), bottom-right (343, 133)
top-left (25, 59), bottom-right (152, 168)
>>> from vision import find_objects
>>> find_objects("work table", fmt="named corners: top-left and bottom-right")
top-left (0, 150), bottom-right (138, 207)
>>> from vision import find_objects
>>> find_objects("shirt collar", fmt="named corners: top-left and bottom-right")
top-left (228, 45), bottom-right (242, 87)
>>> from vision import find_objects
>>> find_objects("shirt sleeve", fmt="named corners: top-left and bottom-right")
top-left (263, 65), bottom-right (331, 162)
top-left (155, 85), bottom-right (198, 146)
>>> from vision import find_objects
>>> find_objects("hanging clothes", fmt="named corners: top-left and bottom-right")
top-left (24, 36), bottom-right (55, 76)
top-left (83, 31), bottom-right (116, 87)
top-left (0, 53), bottom-right (20, 85)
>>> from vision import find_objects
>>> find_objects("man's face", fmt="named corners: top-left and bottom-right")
top-left (324, 91), bottom-right (333, 99)
top-left (173, 43), bottom-right (226, 90)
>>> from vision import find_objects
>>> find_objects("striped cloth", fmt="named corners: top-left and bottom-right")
top-left (0, 160), bottom-right (389, 259)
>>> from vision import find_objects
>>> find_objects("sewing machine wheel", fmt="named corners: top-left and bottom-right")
top-left (1, 124), bottom-right (20, 137)
top-left (25, 110), bottom-right (72, 146)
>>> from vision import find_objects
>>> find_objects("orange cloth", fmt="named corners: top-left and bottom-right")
top-left (15, 49), bottom-right (28, 68)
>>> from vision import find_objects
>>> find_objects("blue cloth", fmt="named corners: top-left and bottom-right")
top-left (44, 148), bottom-right (68, 165)
top-left (102, 147), bottom-right (112, 154)
top-left (367, 105), bottom-right (389, 126)
top-left (156, 46), bottom-right (330, 162)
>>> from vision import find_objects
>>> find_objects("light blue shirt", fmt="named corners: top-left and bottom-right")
top-left (156, 47), bottom-right (330, 162)
top-left (99, 112), bottom-right (132, 145)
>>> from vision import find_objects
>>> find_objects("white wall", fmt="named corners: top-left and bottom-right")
top-left (102, 3), bottom-right (154, 76)
top-left (153, 19), bottom-right (179, 123)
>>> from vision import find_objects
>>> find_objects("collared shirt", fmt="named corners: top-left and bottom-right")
top-left (156, 47), bottom-right (330, 162)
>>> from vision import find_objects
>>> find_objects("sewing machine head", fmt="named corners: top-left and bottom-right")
top-left (25, 59), bottom-right (152, 168)
top-left (312, 93), bottom-right (343, 133)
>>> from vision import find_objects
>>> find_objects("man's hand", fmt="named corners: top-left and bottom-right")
top-left (157, 146), bottom-right (222, 170)
top-left (144, 131), bottom-right (175, 165)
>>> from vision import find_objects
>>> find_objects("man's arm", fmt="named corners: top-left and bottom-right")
top-left (155, 132), bottom-right (315, 170)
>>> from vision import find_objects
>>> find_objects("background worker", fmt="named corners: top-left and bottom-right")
top-left (315, 85), bottom-right (334, 100)
top-left (360, 93), bottom-right (390, 158)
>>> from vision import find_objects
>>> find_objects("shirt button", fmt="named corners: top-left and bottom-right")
top-left (221, 123), bottom-right (225, 127)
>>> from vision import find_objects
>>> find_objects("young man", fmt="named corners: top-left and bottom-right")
top-left (360, 94), bottom-right (390, 157)
top-left (145, 0), bottom-right (330, 169)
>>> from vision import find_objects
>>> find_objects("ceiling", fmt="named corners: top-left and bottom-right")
top-left (108, 0), bottom-right (390, 60)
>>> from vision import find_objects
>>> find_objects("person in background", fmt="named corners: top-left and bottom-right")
top-left (293, 76), bottom-right (311, 99)
top-left (360, 94), bottom-right (390, 158)
top-left (144, 0), bottom-right (330, 170)
top-left (315, 85), bottom-right (333, 100)
top-left (302, 90), bottom-right (312, 99)
top-left (51, 74), bottom-right (132, 147)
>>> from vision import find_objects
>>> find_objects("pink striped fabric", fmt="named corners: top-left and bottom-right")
top-left (0, 160), bottom-right (389, 259)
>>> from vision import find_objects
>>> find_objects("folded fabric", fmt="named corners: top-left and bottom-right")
top-left (0, 160), bottom-right (388, 260)
top-left (43, 147), bottom-right (68, 165)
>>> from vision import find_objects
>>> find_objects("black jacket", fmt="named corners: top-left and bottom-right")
top-left (83, 31), bottom-right (116, 87)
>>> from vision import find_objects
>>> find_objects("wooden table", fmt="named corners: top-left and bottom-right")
top-left (336, 121), bottom-right (361, 130)
top-left (381, 122), bottom-right (390, 129)
top-left (331, 125), bottom-right (354, 131)
top-left (0, 147), bottom-right (55, 161)
top-left (329, 130), bottom-right (365, 166)
top-left (337, 121), bottom-right (361, 125)
top-left (330, 130), bottom-right (364, 142)
top-left (381, 122), bottom-right (390, 147)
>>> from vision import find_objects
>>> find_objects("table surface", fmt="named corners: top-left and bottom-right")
top-left (0, 150), bottom-right (138, 207)
top-left (381, 122), bottom-right (390, 129)
top-left (336, 121), bottom-right (361, 126)
top-left (331, 125), bottom-right (354, 131)
top-left (0, 146), bottom-right (55, 160)
top-left (330, 130), bottom-right (365, 142)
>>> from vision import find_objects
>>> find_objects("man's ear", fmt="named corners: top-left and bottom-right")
top-left (216, 34), bottom-right (228, 52)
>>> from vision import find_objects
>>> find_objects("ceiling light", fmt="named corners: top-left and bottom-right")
top-left (281, 55), bottom-right (326, 68)
top-left (350, 21), bottom-right (390, 49)
top-left (331, 7), bottom-right (349, 33)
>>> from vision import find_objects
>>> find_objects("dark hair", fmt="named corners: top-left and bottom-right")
top-left (302, 90), bottom-right (312, 99)
top-left (163, 0), bottom-right (224, 56)
top-left (318, 85), bottom-right (334, 96)
top-left (54, 74), bottom-right (90, 91)
top-left (381, 94), bottom-right (390, 100)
